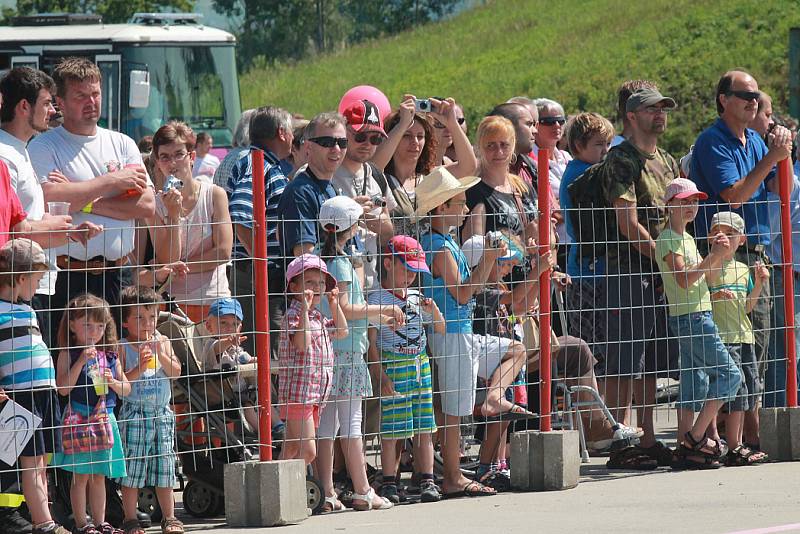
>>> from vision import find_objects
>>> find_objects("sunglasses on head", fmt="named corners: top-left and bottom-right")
top-left (539, 116), bottom-right (566, 126)
top-left (308, 136), bottom-right (348, 149)
top-left (726, 90), bottom-right (760, 102)
top-left (353, 131), bottom-right (384, 146)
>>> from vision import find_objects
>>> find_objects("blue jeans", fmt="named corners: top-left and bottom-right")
top-left (765, 270), bottom-right (800, 407)
top-left (668, 311), bottom-right (742, 412)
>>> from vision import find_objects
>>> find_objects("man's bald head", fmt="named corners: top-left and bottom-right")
top-left (716, 69), bottom-right (758, 115)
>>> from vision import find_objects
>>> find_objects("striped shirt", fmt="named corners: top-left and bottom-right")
top-left (227, 146), bottom-right (288, 263)
top-left (214, 146), bottom-right (248, 192)
top-left (0, 300), bottom-right (56, 390)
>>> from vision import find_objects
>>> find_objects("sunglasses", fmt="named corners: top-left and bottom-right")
top-left (308, 136), bottom-right (348, 149)
top-left (539, 116), bottom-right (566, 126)
top-left (726, 90), bottom-right (760, 102)
top-left (353, 131), bottom-right (384, 146)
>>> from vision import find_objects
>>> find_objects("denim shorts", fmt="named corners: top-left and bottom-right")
top-left (668, 311), bottom-right (742, 412)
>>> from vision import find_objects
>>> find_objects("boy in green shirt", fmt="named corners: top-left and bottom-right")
top-left (706, 211), bottom-right (769, 465)
top-left (654, 178), bottom-right (742, 469)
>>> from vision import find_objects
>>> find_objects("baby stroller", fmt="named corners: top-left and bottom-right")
top-left (156, 309), bottom-right (262, 519)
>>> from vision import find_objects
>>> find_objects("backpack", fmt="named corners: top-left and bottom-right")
top-left (566, 141), bottom-right (644, 262)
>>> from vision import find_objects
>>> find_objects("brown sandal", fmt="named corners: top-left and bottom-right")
top-left (161, 517), bottom-right (184, 534)
top-left (121, 520), bottom-right (145, 534)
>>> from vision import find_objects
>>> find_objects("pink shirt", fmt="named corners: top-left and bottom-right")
top-left (278, 299), bottom-right (335, 405)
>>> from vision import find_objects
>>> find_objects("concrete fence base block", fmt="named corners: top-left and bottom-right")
top-left (510, 430), bottom-right (580, 491)
top-left (759, 406), bottom-right (800, 461)
top-left (223, 459), bottom-right (308, 527)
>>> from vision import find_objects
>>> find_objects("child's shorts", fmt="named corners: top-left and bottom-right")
top-left (379, 352), bottom-right (436, 439)
top-left (724, 343), bottom-right (760, 413)
top-left (118, 403), bottom-right (177, 489)
top-left (8, 387), bottom-right (62, 457)
top-left (280, 403), bottom-right (321, 427)
top-left (668, 311), bottom-right (742, 412)
top-left (429, 331), bottom-right (512, 417)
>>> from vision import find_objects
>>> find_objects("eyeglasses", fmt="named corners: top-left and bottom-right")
top-left (433, 118), bottom-right (467, 129)
top-left (641, 106), bottom-right (672, 114)
top-left (726, 90), bottom-right (761, 102)
top-left (352, 131), bottom-right (384, 146)
top-left (538, 116), bottom-right (566, 126)
top-left (157, 151), bottom-right (190, 163)
top-left (308, 136), bottom-right (348, 149)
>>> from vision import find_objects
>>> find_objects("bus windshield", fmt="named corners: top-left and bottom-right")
top-left (123, 44), bottom-right (241, 145)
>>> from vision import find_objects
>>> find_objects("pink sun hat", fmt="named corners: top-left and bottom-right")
top-left (664, 178), bottom-right (709, 203)
top-left (285, 254), bottom-right (337, 292)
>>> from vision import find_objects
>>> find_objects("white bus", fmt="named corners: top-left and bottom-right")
top-left (0, 12), bottom-right (242, 146)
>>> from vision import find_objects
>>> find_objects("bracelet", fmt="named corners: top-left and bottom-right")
top-left (81, 201), bottom-right (93, 214)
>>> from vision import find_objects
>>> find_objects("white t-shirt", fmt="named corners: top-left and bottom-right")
top-left (0, 129), bottom-right (56, 295)
top-left (193, 153), bottom-right (220, 179)
top-left (28, 126), bottom-right (145, 261)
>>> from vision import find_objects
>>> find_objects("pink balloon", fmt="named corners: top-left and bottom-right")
top-left (338, 85), bottom-right (392, 121)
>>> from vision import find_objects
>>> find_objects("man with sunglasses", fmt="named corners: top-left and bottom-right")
top-left (692, 70), bottom-right (794, 413)
top-left (332, 100), bottom-right (396, 289)
top-left (277, 112), bottom-right (347, 259)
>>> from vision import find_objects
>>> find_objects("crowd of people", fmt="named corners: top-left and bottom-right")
top-left (0, 56), bottom-right (798, 533)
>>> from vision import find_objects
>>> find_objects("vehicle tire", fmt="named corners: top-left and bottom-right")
top-left (181, 481), bottom-right (220, 518)
top-left (137, 486), bottom-right (162, 523)
top-left (306, 476), bottom-right (324, 515)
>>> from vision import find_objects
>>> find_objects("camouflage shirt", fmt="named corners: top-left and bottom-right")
top-left (601, 140), bottom-right (680, 273)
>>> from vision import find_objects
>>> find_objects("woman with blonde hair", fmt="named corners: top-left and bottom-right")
top-left (462, 115), bottom-right (538, 244)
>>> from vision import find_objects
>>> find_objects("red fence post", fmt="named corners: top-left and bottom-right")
top-left (779, 157), bottom-right (798, 408)
top-left (251, 149), bottom-right (273, 460)
top-left (537, 149), bottom-right (553, 431)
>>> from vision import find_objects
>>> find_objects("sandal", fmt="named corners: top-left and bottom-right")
top-left (97, 523), bottom-right (122, 534)
top-left (442, 480), bottom-right (496, 499)
top-left (320, 495), bottom-right (345, 513)
top-left (681, 432), bottom-right (726, 459)
top-left (351, 487), bottom-right (393, 511)
top-left (482, 404), bottom-right (537, 423)
top-left (672, 454), bottom-right (721, 470)
top-left (121, 520), bottom-right (145, 534)
top-left (476, 469), bottom-right (511, 492)
top-left (634, 441), bottom-right (675, 467)
top-left (606, 447), bottom-right (658, 470)
top-left (160, 517), bottom-right (184, 534)
top-left (723, 445), bottom-right (769, 466)
top-left (73, 524), bottom-right (100, 534)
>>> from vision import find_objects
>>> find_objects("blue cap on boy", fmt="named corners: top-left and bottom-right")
top-left (208, 298), bottom-right (244, 321)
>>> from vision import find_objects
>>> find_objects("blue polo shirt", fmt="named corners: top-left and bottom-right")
top-left (691, 118), bottom-right (777, 246)
top-left (276, 167), bottom-right (337, 259)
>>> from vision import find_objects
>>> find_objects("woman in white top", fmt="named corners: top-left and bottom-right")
top-left (533, 98), bottom-right (572, 244)
top-left (146, 122), bottom-right (233, 323)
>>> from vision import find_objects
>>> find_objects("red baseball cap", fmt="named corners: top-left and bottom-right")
top-left (343, 99), bottom-right (387, 137)
top-left (387, 235), bottom-right (429, 273)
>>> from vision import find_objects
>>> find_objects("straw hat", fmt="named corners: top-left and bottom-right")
top-left (413, 167), bottom-right (481, 217)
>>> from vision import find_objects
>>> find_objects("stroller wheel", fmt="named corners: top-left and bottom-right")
top-left (305, 476), bottom-right (325, 515)
top-left (138, 486), bottom-right (162, 523)
top-left (182, 481), bottom-right (221, 518)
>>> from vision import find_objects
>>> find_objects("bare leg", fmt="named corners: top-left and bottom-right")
top-left (20, 455), bottom-right (52, 525)
top-left (70, 474), bottom-right (90, 529)
top-left (121, 485), bottom-right (139, 522)
top-left (156, 486), bottom-right (175, 520)
top-left (482, 343), bottom-right (526, 417)
top-left (743, 400), bottom-right (760, 445)
top-left (88, 474), bottom-right (106, 525)
top-left (379, 438), bottom-right (399, 479)
top-left (411, 434), bottom-right (434, 475)
top-left (725, 411), bottom-right (744, 449)
top-left (317, 438), bottom-right (335, 498)
top-left (478, 423), bottom-right (503, 464)
top-left (441, 415), bottom-right (482, 494)
top-left (633, 376), bottom-right (657, 447)
top-left (599, 376), bottom-right (633, 427)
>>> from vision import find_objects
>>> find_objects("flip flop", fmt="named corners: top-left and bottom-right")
top-left (442, 480), bottom-right (496, 499)
top-left (481, 404), bottom-right (537, 423)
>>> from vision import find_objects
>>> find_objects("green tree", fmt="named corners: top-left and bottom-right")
top-left (214, 0), bottom-right (459, 70)
top-left (2, 0), bottom-right (194, 24)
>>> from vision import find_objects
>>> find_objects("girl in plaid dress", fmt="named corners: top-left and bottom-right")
top-left (278, 254), bottom-right (348, 466)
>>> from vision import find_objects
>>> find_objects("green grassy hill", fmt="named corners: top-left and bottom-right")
top-left (240, 0), bottom-right (798, 154)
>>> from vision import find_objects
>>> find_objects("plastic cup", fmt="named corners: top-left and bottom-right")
top-left (92, 373), bottom-right (109, 396)
top-left (146, 337), bottom-right (160, 370)
top-left (47, 202), bottom-right (70, 216)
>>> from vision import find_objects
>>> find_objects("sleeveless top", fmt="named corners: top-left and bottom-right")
top-left (67, 348), bottom-right (118, 413)
top-left (120, 339), bottom-right (173, 408)
top-left (419, 231), bottom-right (474, 334)
top-left (156, 181), bottom-right (231, 301)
